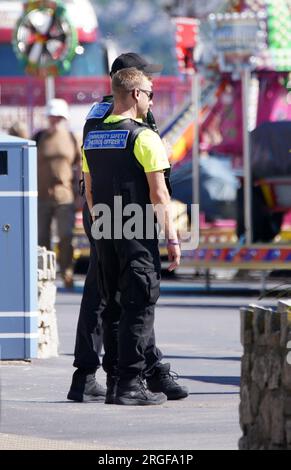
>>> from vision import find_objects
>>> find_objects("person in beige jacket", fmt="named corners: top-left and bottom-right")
top-left (34, 98), bottom-right (81, 288)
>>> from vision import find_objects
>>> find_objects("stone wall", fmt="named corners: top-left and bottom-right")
top-left (239, 300), bottom-right (291, 450)
top-left (37, 247), bottom-right (58, 359)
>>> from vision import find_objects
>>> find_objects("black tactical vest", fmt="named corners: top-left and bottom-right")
top-left (84, 118), bottom-right (156, 239)
top-left (82, 98), bottom-right (172, 196)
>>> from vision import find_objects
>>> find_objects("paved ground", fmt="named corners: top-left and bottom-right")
top-left (0, 283), bottom-right (276, 450)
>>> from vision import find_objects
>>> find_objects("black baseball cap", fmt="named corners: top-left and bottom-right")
top-left (110, 52), bottom-right (163, 77)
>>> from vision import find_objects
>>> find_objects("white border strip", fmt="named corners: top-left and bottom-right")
top-left (0, 191), bottom-right (38, 197)
top-left (0, 333), bottom-right (39, 339)
top-left (0, 312), bottom-right (38, 318)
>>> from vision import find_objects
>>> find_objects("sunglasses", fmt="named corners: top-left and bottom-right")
top-left (129, 88), bottom-right (153, 100)
top-left (139, 89), bottom-right (154, 100)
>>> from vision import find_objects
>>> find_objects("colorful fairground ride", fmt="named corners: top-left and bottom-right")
top-left (160, 0), bottom-right (291, 280)
top-left (0, 0), bottom-right (192, 135)
top-left (0, 0), bottom-right (116, 134)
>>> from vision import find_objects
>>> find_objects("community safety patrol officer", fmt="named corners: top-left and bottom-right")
top-left (67, 53), bottom-right (188, 405)
top-left (82, 67), bottom-right (186, 405)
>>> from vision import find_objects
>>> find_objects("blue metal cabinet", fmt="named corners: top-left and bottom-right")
top-left (0, 135), bottom-right (38, 359)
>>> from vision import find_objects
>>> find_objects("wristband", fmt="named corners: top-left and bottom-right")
top-left (167, 239), bottom-right (180, 246)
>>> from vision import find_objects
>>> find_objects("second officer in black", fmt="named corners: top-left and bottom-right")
top-left (67, 53), bottom-right (189, 404)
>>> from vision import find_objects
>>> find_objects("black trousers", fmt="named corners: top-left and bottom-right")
top-left (73, 203), bottom-right (162, 376)
top-left (95, 235), bottom-right (161, 380)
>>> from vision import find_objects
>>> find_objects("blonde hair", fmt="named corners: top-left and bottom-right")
top-left (112, 67), bottom-right (151, 97)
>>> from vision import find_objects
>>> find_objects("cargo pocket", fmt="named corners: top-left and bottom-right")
top-left (146, 268), bottom-right (160, 305)
top-left (122, 264), bottom-right (160, 307)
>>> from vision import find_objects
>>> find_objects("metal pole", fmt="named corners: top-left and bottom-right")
top-left (242, 67), bottom-right (252, 245)
top-left (45, 75), bottom-right (55, 104)
top-left (27, 75), bottom-right (34, 137)
top-left (192, 72), bottom-right (200, 208)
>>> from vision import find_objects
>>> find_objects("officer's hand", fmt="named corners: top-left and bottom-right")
top-left (167, 243), bottom-right (181, 272)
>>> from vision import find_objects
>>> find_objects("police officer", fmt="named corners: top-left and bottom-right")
top-left (83, 67), bottom-right (187, 405)
top-left (67, 53), bottom-right (188, 404)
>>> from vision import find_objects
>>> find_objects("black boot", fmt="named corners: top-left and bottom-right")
top-left (67, 369), bottom-right (106, 402)
top-left (146, 363), bottom-right (188, 400)
top-left (115, 376), bottom-right (167, 406)
top-left (105, 376), bottom-right (118, 404)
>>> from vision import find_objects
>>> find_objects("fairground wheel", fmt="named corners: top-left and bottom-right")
top-left (13, 0), bottom-right (77, 76)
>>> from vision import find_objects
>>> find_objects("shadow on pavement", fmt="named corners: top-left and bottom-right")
top-left (164, 355), bottom-right (241, 361)
top-left (189, 392), bottom-right (239, 395)
top-left (180, 375), bottom-right (240, 386)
